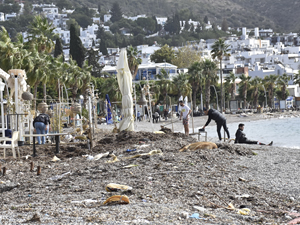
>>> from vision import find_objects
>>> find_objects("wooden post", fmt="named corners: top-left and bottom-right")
top-left (37, 166), bottom-right (41, 175)
top-left (190, 93), bottom-right (194, 134)
top-left (30, 162), bottom-right (34, 172)
top-left (2, 167), bottom-right (6, 176)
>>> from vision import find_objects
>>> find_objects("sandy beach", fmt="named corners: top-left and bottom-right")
top-left (0, 111), bottom-right (300, 224)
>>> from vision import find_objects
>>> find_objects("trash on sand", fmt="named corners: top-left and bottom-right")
top-left (0, 181), bottom-right (5, 184)
top-left (227, 203), bottom-right (235, 210)
top-left (153, 131), bottom-right (165, 134)
top-left (193, 206), bottom-right (206, 212)
top-left (93, 152), bottom-right (109, 160)
top-left (75, 135), bottom-right (87, 140)
top-left (127, 149), bottom-right (163, 159)
top-left (235, 194), bottom-right (250, 198)
top-left (238, 177), bottom-right (247, 182)
top-left (126, 149), bottom-right (136, 152)
top-left (106, 154), bottom-right (119, 163)
top-left (49, 172), bottom-right (71, 181)
top-left (51, 156), bottom-right (61, 162)
top-left (237, 208), bottom-right (251, 215)
top-left (71, 199), bottom-right (98, 204)
top-left (179, 142), bottom-right (218, 152)
top-left (24, 155), bottom-right (31, 160)
top-left (26, 214), bottom-right (41, 223)
top-left (86, 155), bottom-right (94, 160)
top-left (122, 164), bottom-right (138, 169)
top-left (105, 183), bottom-right (132, 192)
top-left (189, 213), bottom-right (200, 219)
top-left (103, 195), bottom-right (130, 205)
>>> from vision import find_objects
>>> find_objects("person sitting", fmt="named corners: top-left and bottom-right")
top-left (235, 123), bottom-right (273, 146)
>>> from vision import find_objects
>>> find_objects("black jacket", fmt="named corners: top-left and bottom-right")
top-left (204, 109), bottom-right (226, 126)
top-left (235, 129), bottom-right (247, 143)
top-left (33, 113), bottom-right (50, 128)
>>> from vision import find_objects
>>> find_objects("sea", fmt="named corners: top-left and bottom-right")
top-left (198, 117), bottom-right (300, 149)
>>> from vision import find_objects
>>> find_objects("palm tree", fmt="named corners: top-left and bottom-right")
top-left (188, 61), bottom-right (203, 109)
top-left (249, 76), bottom-right (262, 108)
top-left (127, 45), bottom-right (142, 78)
top-left (156, 69), bottom-right (174, 106)
top-left (263, 74), bottom-right (278, 108)
top-left (239, 74), bottom-right (251, 109)
top-left (172, 73), bottom-right (192, 101)
top-left (224, 72), bottom-right (236, 101)
top-left (201, 59), bottom-right (218, 108)
top-left (293, 70), bottom-right (300, 87)
top-left (277, 73), bottom-right (290, 100)
top-left (211, 38), bottom-right (230, 111)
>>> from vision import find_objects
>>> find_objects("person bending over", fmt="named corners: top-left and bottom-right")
top-left (235, 123), bottom-right (273, 146)
top-left (202, 108), bottom-right (230, 141)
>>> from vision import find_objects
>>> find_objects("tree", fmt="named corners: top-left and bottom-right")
top-left (249, 76), bottom-right (262, 108)
top-left (188, 61), bottom-right (203, 109)
top-left (100, 38), bottom-right (108, 55)
top-left (69, 24), bottom-right (85, 68)
top-left (127, 45), bottom-right (141, 77)
top-left (224, 72), bottom-right (236, 101)
top-left (156, 69), bottom-right (174, 106)
top-left (54, 37), bottom-right (64, 59)
top-left (293, 70), bottom-right (300, 87)
top-left (110, 2), bottom-right (122, 23)
top-left (184, 21), bottom-right (190, 31)
top-left (204, 15), bottom-right (208, 24)
top-left (221, 18), bottom-right (228, 32)
top-left (201, 59), bottom-right (218, 108)
top-left (239, 74), bottom-right (251, 109)
top-left (164, 13), bottom-right (180, 34)
top-left (171, 45), bottom-right (201, 68)
top-left (172, 73), bottom-right (192, 101)
top-left (87, 47), bottom-right (103, 77)
top-left (150, 44), bottom-right (175, 63)
top-left (277, 73), bottom-right (290, 100)
top-left (211, 38), bottom-right (230, 111)
top-left (263, 74), bottom-right (278, 108)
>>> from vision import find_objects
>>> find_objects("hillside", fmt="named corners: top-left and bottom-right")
top-left (50, 0), bottom-right (300, 32)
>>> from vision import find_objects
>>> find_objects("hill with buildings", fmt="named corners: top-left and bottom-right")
top-left (50, 0), bottom-right (299, 32)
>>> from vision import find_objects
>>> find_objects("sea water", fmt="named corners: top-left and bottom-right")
top-left (199, 117), bottom-right (300, 149)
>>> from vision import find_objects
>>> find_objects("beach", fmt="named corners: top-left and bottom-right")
top-left (0, 111), bottom-right (300, 224)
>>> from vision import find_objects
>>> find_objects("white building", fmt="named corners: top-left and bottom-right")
top-left (104, 14), bottom-right (111, 23)
top-left (5, 13), bottom-right (17, 21)
top-left (53, 27), bottom-right (70, 45)
top-left (156, 17), bottom-right (167, 26)
top-left (0, 13), bottom-right (4, 21)
top-left (136, 45), bottom-right (161, 64)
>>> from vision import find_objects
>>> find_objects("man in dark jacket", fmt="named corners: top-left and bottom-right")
top-left (235, 123), bottom-right (273, 145)
top-left (202, 108), bottom-right (230, 141)
top-left (33, 113), bottom-right (51, 145)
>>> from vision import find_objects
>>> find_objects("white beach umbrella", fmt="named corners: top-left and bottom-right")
top-left (116, 48), bottom-right (134, 131)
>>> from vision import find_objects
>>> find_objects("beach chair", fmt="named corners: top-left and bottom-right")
top-left (0, 131), bottom-right (20, 158)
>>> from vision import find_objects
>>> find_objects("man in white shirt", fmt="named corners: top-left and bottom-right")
top-left (179, 100), bottom-right (192, 136)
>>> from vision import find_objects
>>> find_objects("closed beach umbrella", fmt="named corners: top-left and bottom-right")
top-left (116, 48), bottom-right (134, 131)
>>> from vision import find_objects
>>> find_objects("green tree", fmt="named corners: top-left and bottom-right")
top-left (263, 74), bottom-right (278, 108)
top-left (100, 38), bottom-right (108, 55)
top-left (54, 37), bottom-right (64, 59)
top-left (249, 76), bottom-right (262, 108)
top-left (201, 59), bottom-right (218, 108)
top-left (127, 45), bottom-right (142, 77)
top-left (204, 16), bottom-right (208, 24)
top-left (277, 73), bottom-right (290, 100)
top-left (293, 70), bottom-right (300, 87)
top-left (69, 23), bottom-right (85, 68)
top-left (224, 72), bottom-right (237, 101)
top-left (222, 18), bottom-right (228, 32)
top-left (239, 74), bottom-right (251, 108)
top-left (211, 38), bottom-right (230, 111)
top-left (188, 61), bottom-right (203, 109)
top-left (171, 45), bottom-right (201, 68)
top-left (172, 73), bottom-right (192, 101)
top-left (110, 2), bottom-right (123, 23)
top-left (150, 44), bottom-right (175, 63)
top-left (87, 47), bottom-right (103, 77)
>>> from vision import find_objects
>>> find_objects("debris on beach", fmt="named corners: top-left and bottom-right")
top-left (103, 195), bottom-right (130, 205)
top-left (179, 142), bottom-right (218, 151)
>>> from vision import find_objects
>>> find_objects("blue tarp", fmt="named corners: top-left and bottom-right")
top-left (105, 94), bottom-right (113, 124)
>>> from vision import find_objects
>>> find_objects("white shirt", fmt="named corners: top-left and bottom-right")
top-left (181, 104), bottom-right (190, 118)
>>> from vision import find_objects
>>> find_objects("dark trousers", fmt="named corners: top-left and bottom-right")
top-left (216, 121), bottom-right (230, 141)
top-left (239, 139), bottom-right (258, 144)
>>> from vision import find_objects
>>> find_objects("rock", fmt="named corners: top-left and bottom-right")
top-left (193, 206), bottom-right (206, 212)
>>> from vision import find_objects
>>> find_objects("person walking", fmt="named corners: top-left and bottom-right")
top-left (202, 108), bottom-right (230, 141)
top-left (164, 108), bottom-right (168, 121)
top-left (33, 113), bottom-right (51, 145)
top-left (179, 100), bottom-right (192, 136)
top-left (235, 123), bottom-right (273, 145)
top-left (137, 111), bottom-right (141, 122)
